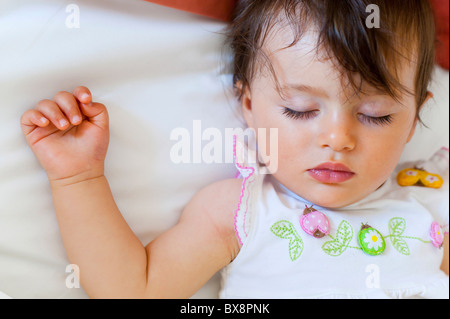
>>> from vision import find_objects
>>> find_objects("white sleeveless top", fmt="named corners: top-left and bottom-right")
top-left (219, 144), bottom-right (449, 299)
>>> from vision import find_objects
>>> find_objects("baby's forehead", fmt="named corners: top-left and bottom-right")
top-left (259, 23), bottom-right (417, 103)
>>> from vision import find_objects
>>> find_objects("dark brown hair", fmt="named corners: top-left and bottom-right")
top-left (226, 0), bottom-right (437, 121)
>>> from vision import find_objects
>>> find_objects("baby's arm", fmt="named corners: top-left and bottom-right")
top-left (50, 175), bottom-right (148, 298)
top-left (441, 235), bottom-right (449, 275)
top-left (143, 178), bottom-right (242, 297)
top-left (50, 175), bottom-right (241, 298)
top-left (21, 87), bottom-right (241, 298)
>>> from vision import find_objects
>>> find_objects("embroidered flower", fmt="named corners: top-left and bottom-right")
top-left (363, 230), bottom-right (383, 251)
top-left (406, 170), bottom-right (418, 176)
top-left (358, 224), bottom-right (386, 256)
top-left (425, 175), bottom-right (439, 184)
top-left (430, 222), bottom-right (444, 248)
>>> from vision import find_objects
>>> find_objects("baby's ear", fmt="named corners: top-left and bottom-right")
top-left (425, 91), bottom-right (434, 103)
top-left (406, 117), bottom-right (419, 144)
top-left (237, 81), bottom-right (254, 128)
top-left (418, 91), bottom-right (434, 112)
top-left (406, 91), bottom-right (434, 143)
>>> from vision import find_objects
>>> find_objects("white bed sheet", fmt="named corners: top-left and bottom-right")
top-left (0, 0), bottom-right (448, 299)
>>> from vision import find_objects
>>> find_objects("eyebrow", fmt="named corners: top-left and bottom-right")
top-left (282, 84), bottom-right (330, 99)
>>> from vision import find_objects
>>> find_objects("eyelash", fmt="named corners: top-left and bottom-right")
top-left (358, 114), bottom-right (393, 126)
top-left (282, 108), bottom-right (318, 120)
top-left (282, 108), bottom-right (393, 126)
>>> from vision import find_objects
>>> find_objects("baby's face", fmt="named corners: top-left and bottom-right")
top-left (242, 26), bottom-right (422, 208)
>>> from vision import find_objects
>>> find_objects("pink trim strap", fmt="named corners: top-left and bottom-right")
top-left (233, 135), bottom-right (256, 246)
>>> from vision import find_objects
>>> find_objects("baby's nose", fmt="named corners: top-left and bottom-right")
top-left (318, 120), bottom-right (356, 152)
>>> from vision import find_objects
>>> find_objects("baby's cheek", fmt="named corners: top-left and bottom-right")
top-left (360, 146), bottom-right (400, 187)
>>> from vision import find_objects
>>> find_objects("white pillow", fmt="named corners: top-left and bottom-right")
top-left (0, 0), bottom-right (448, 299)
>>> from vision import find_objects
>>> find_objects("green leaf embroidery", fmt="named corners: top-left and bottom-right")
top-left (271, 220), bottom-right (304, 261)
top-left (389, 217), bottom-right (406, 237)
top-left (322, 220), bottom-right (353, 256)
top-left (388, 218), bottom-right (410, 255)
top-left (288, 237), bottom-right (303, 261)
top-left (390, 236), bottom-right (410, 255)
top-left (271, 220), bottom-right (294, 239)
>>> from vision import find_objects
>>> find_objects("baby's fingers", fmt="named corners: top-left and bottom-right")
top-left (53, 91), bottom-right (83, 125)
top-left (79, 102), bottom-right (109, 131)
top-left (20, 109), bottom-right (50, 135)
top-left (72, 86), bottom-right (92, 105)
top-left (35, 99), bottom-right (71, 130)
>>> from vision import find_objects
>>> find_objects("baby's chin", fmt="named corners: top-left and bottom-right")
top-left (304, 179), bottom-right (390, 209)
top-left (300, 183), bottom-right (385, 209)
top-left (272, 166), bottom-right (394, 209)
top-left (274, 176), bottom-right (378, 209)
top-left (303, 193), bottom-right (360, 209)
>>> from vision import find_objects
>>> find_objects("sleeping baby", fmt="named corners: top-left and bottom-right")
top-left (20, 0), bottom-right (448, 298)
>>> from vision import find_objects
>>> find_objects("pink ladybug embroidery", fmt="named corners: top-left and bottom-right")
top-left (300, 205), bottom-right (330, 238)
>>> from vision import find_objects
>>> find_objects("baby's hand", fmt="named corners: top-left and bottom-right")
top-left (20, 86), bottom-right (110, 185)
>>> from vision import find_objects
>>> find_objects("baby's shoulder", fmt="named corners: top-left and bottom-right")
top-left (182, 178), bottom-right (243, 258)
top-left (186, 178), bottom-right (243, 210)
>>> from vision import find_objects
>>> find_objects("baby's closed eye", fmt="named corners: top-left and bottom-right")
top-left (282, 106), bottom-right (394, 126)
top-left (282, 107), bottom-right (319, 120)
top-left (357, 113), bottom-right (394, 126)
